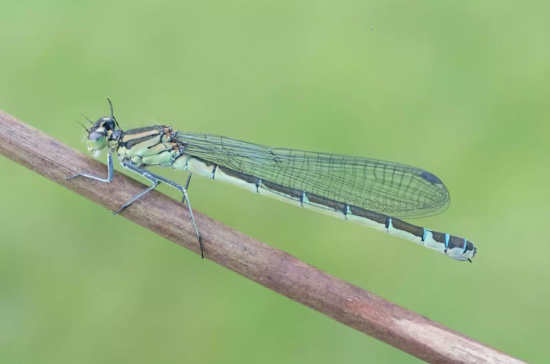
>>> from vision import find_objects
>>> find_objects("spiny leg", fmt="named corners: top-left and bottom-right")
top-left (182, 173), bottom-right (193, 205)
top-left (156, 171), bottom-right (202, 258)
top-left (66, 152), bottom-right (114, 183)
top-left (123, 166), bottom-right (195, 207)
top-left (121, 163), bottom-right (204, 258)
top-left (113, 180), bottom-right (160, 215)
top-left (181, 187), bottom-right (203, 258)
top-left (115, 162), bottom-right (166, 215)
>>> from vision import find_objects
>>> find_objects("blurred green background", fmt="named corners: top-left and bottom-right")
top-left (1, 1), bottom-right (548, 363)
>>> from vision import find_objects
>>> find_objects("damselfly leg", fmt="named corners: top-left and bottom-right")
top-left (66, 152), bottom-right (114, 183)
top-left (183, 173), bottom-right (192, 205)
top-left (119, 163), bottom-right (204, 258)
top-left (112, 164), bottom-right (160, 215)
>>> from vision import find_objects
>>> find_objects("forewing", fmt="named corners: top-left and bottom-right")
top-left (176, 132), bottom-right (449, 218)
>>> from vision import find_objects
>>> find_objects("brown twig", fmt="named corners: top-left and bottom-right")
top-left (0, 109), bottom-right (523, 363)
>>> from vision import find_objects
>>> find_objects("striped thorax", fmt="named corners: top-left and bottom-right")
top-left (115, 126), bottom-right (184, 167)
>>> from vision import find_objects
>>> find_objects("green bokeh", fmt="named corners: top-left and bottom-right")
top-left (1, 1), bottom-right (548, 363)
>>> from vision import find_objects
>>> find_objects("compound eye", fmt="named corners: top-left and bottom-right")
top-left (88, 131), bottom-right (104, 141)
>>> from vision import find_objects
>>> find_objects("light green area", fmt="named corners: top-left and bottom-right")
top-left (1, 1), bottom-right (548, 363)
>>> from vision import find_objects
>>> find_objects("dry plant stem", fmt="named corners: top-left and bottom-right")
top-left (0, 110), bottom-right (523, 364)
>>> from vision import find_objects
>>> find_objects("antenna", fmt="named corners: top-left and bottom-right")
top-left (106, 98), bottom-right (120, 128)
top-left (80, 113), bottom-right (94, 124)
top-left (76, 120), bottom-right (89, 133)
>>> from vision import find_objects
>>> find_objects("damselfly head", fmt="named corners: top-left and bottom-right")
top-left (85, 99), bottom-right (121, 154)
top-left (86, 116), bottom-right (118, 153)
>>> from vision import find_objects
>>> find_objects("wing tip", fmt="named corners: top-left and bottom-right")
top-left (419, 170), bottom-right (444, 185)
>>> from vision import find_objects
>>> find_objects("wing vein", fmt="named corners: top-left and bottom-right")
top-left (176, 132), bottom-right (450, 218)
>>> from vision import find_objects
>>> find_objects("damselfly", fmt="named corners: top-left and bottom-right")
top-left (68, 100), bottom-right (477, 262)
